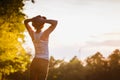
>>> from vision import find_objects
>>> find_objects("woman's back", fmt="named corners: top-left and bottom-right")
top-left (32, 32), bottom-right (49, 60)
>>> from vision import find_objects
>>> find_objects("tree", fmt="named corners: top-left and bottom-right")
top-left (0, 0), bottom-right (34, 79)
top-left (48, 56), bottom-right (64, 80)
top-left (108, 49), bottom-right (120, 67)
top-left (85, 52), bottom-right (107, 80)
top-left (48, 56), bottom-right (84, 80)
top-left (107, 49), bottom-right (120, 80)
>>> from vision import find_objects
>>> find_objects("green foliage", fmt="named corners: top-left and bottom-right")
top-left (48, 49), bottom-right (120, 80)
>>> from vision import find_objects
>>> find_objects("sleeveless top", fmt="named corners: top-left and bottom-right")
top-left (32, 32), bottom-right (49, 60)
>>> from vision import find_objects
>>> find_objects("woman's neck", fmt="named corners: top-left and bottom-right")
top-left (36, 29), bottom-right (41, 33)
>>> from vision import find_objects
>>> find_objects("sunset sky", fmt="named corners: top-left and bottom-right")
top-left (23, 0), bottom-right (120, 61)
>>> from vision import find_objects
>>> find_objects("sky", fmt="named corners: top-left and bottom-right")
top-left (23, 0), bottom-right (120, 61)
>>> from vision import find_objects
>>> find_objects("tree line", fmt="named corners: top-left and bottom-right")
top-left (5, 49), bottom-right (120, 80)
top-left (48, 49), bottom-right (120, 80)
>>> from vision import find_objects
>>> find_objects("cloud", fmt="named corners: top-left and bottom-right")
top-left (86, 40), bottom-right (120, 47)
top-left (103, 32), bottom-right (120, 36)
top-left (103, 40), bottom-right (120, 46)
top-left (85, 32), bottom-right (120, 47)
top-left (65, 0), bottom-right (120, 2)
top-left (60, 0), bottom-right (120, 5)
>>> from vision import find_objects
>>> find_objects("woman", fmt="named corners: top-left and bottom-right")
top-left (24, 15), bottom-right (58, 80)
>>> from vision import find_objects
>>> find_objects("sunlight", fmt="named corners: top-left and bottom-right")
top-left (23, 0), bottom-right (120, 61)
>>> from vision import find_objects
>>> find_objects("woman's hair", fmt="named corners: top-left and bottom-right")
top-left (41, 16), bottom-right (47, 20)
top-left (32, 16), bottom-right (46, 30)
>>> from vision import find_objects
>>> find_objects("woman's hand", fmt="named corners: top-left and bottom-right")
top-left (32, 15), bottom-right (46, 25)
top-left (24, 19), bottom-right (32, 24)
